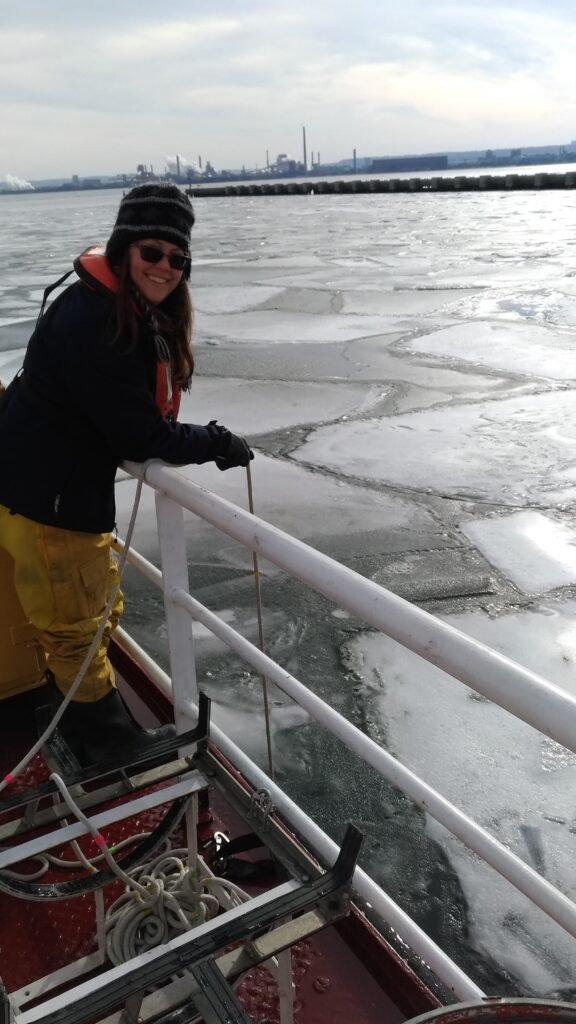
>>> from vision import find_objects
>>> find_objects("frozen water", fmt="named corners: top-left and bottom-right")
top-left (452, 287), bottom-right (576, 328)
top-left (0, 348), bottom-right (26, 384)
top-left (196, 308), bottom-right (402, 345)
top-left (341, 288), bottom-right (481, 316)
top-left (179, 377), bottom-right (389, 433)
top-left (115, 453), bottom-right (439, 564)
top-left (4, 187), bottom-right (576, 992)
top-left (294, 392), bottom-right (576, 505)
top-left (0, 316), bottom-right (34, 330)
top-left (343, 601), bottom-right (576, 992)
top-left (404, 322), bottom-right (576, 380)
top-left (462, 512), bottom-right (576, 594)
top-left (193, 285), bottom-right (284, 314)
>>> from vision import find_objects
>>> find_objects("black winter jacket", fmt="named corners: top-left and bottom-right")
top-left (0, 277), bottom-right (226, 533)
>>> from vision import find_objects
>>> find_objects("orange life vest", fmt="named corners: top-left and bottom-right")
top-left (74, 248), bottom-right (181, 422)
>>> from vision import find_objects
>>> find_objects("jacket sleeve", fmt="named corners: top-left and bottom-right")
top-left (48, 285), bottom-right (227, 466)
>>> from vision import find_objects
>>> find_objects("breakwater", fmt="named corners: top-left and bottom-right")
top-left (187, 170), bottom-right (576, 198)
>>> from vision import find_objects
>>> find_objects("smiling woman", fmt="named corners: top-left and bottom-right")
top-left (129, 240), bottom-right (191, 305)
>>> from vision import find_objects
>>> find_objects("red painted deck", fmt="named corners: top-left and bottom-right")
top-left (0, 664), bottom-right (439, 1023)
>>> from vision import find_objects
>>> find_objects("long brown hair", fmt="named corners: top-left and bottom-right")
top-left (112, 251), bottom-right (194, 389)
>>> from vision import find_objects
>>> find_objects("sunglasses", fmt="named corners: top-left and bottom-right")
top-left (132, 244), bottom-right (191, 272)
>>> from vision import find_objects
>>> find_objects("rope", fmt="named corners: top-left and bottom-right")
top-left (0, 832), bottom-right (152, 881)
top-left (104, 851), bottom-right (251, 965)
top-left (50, 773), bottom-right (149, 893)
top-left (6, 775), bottom-right (250, 964)
top-left (246, 462), bottom-right (275, 780)
top-left (107, 855), bottom-right (250, 965)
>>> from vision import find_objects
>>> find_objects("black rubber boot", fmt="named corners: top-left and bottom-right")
top-left (42, 674), bottom-right (175, 767)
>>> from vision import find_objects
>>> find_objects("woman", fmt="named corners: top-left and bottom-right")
top-left (0, 183), bottom-right (253, 767)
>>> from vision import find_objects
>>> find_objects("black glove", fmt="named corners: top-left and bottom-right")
top-left (212, 426), bottom-right (254, 471)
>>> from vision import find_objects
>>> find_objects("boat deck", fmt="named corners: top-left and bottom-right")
top-left (0, 667), bottom-right (439, 1024)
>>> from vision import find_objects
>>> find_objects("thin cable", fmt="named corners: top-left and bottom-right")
top-left (245, 462), bottom-right (274, 780)
top-left (0, 463), bottom-right (150, 792)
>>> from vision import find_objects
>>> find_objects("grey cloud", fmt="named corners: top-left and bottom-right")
top-left (0, 1), bottom-right (561, 95)
top-left (2, 0), bottom-right (574, 178)
top-left (301, 1), bottom-right (550, 76)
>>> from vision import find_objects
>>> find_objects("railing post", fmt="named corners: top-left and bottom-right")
top-left (155, 492), bottom-right (198, 731)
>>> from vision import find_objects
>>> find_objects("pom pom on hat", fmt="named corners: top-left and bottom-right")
top-left (106, 184), bottom-right (195, 277)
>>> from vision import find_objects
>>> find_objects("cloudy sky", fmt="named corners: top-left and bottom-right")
top-left (2, 0), bottom-right (576, 182)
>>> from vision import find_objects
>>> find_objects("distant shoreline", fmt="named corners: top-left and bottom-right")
top-left (4, 155), bottom-right (576, 196)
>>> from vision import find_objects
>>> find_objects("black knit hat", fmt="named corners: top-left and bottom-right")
top-left (105, 184), bottom-right (195, 277)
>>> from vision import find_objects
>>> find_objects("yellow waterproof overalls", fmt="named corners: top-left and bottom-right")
top-left (0, 504), bottom-right (123, 701)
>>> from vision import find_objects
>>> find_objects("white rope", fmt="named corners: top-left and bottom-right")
top-left (105, 850), bottom-right (250, 965)
top-left (0, 832), bottom-right (152, 881)
top-left (17, 774), bottom-right (249, 966)
top-left (245, 462), bottom-right (274, 780)
top-left (50, 773), bottom-right (149, 892)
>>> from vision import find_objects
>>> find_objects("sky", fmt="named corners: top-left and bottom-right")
top-left (2, 0), bottom-right (576, 183)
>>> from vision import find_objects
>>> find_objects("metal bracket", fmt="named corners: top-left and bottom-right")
top-left (248, 788), bottom-right (275, 831)
top-left (0, 693), bottom-right (211, 816)
top-left (0, 772), bottom-right (208, 901)
top-left (190, 961), bottom-right (253, 1024)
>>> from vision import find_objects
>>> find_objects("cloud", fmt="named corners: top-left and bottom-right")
top-left (2, 1), bottom-right (576, 179)
top-left (105, 17), bottom-right (242, 57)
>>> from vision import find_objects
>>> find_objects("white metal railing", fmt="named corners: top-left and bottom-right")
top-left (120, 460), bottom-right (576, 998)
top-left (136, 463), bottom-right (576, 753)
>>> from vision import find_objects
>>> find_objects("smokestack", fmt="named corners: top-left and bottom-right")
top-left (266, 149), bottom-right (269, 169)
top-left (302, 125), bottom-right (307, 172)
top-left (353, 148), bottom-right (357, 173)
top-left (176, 155), bottom-right (181, 178)
top-left (198, 155), bottom-right (202, 170)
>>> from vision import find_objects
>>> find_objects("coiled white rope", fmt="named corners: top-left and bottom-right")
top-left (105, 850), bottom-right (249, 965)
top-left (27, 775), bottom-right (250, 965)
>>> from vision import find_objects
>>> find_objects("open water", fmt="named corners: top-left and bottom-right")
top-left (3, 185), bottom-right (576, 995)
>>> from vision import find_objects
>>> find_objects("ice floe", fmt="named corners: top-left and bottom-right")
top-left (196, 309), bottom-right (402, 345)
top-left (293, 392), bottom-right (576, 505)
top-left (404, 321), bottom-right (576, 380)
top-left (115, 453), bottom-right (439, 564)
top-left (461, 512), bottom-right (576, 594)
top-left (179, 377), bottom-right (389, 433)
